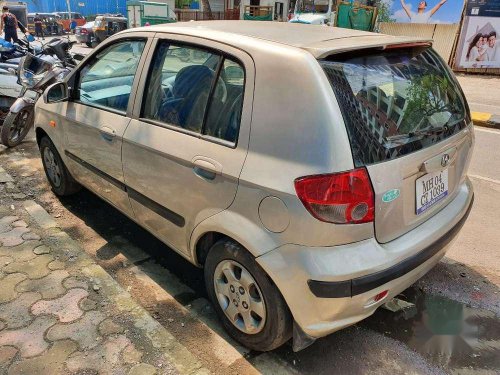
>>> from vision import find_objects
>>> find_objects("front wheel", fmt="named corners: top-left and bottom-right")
top-left (39, 136), bottom-right (81, 196)
top-left (0, 106), bottom-right (34, 147)
top-left (205, 240), bottom-right (292, 351)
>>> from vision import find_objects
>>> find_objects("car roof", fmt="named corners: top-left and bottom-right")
top-left (96, 15), bottom-right (127, 21)
top-left (135, 21), bottom-right (430, 58)
top-left (28, 13), bottom-right (57, 16)
top-left (78, 21), bottom-right (94, 27)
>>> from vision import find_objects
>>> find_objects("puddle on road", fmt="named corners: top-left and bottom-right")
top-left (363, 288), bottom-right (500, 372)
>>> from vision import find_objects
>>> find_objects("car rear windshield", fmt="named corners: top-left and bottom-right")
top-left (320, 47), bottom-right (469, 167)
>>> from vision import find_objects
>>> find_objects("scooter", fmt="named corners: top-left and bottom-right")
top-left (0, 35), bottom-right (41, 64)
top-left (0, 38), bottom-right (78, 147)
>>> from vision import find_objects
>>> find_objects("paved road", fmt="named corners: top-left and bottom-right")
top-left (0, 38), bottom-right (499, 374)
top-left (457, 75), bottom-right (500, 116)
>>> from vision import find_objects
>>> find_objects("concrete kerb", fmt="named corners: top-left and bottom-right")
top-left (472, 112), bottom-right (500, 130)
top-left (21, 198), bottom-right (210, 375)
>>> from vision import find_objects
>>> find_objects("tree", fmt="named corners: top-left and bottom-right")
top-left (399, 74), bottom-right (457, 133)
top-left (375, 0), bottom-right (395, 23)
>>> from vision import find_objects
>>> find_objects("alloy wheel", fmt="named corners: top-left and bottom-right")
top-left (213, 260), bottom-right (266, 335)
top-left (43, 147), bottom-right (62, 188)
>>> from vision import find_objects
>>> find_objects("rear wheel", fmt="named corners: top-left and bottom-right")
top-left (0, 107), bottom-right (34, 147)
top-left (204, 240), bottom-right (292, 351)
top-left (39, 136), bottom-right (81, 196)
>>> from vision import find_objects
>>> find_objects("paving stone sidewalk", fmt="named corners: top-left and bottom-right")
top-left (0, 167), bottom-right (209, 375)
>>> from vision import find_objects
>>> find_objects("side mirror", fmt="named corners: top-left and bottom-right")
top-left (43, 82), bottom-right (69, 104)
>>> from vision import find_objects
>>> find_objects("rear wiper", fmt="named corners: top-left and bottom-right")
top-left (385, 126), bottom-right (447, 142)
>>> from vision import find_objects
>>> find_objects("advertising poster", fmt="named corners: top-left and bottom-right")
top-left (455, 0), bottom-right (500, 69)
top-left (386, 0), bottom-right (465, 24)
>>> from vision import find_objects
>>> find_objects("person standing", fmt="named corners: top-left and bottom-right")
top-left (0, 6), bottom-right (20, 43)
top-left (34, 13), bottom-right (44, 40)
top-left (69, 19), bottom-right (77, 33)
top-left (400, 0), bottom-right (447, 24)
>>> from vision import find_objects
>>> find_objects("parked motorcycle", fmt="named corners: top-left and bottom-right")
top-left (0, 37), bottom-right (79, 147)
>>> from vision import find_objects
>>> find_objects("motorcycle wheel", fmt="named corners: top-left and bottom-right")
top-left (0, 106), bottom-right (35, 148)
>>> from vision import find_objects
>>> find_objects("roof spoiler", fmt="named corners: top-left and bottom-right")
top-left (382, 41), bottom-right (432, 50)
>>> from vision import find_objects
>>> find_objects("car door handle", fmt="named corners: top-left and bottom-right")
top-left (99, 126), bottom-right (116, 141)
top-left (192, 157), bottom-right (222, 181)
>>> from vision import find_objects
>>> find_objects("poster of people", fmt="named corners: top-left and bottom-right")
top-left (454, 0), bottom-right (500, 69)
top-left (386, 0), bottom-right (465, 24)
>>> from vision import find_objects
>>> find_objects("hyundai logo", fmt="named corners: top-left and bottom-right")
top-left (441, 154), bottom-right (450, 167)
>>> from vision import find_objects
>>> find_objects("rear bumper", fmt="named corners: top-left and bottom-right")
top-left (257, 179), bottom-right (473, 339)
top-left (308, 193), bottom-right (473, 298)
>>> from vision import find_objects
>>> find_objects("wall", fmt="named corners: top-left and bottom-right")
top-left (379, 22), bottom-right (460, 64)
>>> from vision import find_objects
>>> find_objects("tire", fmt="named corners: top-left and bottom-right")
top-left (205, 240), bottom-right (292, 351)
top-left (39, 136), bottom-right (81, 196)
top-left (85, 42), bottom-right (92, 48)
top-left (0, 107), bottom-right (34, 148)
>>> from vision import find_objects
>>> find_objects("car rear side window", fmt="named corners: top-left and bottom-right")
top-left (320, 47), bottom-right (469, 167)
top-left (142, 42), bottom-right (220, 134)
top-left (203, 58), bottom-right (245, 144)
top-left (141, 41), bottom-right (245, 145)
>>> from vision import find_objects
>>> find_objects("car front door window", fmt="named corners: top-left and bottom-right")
top-left (78, 40), bottom-right (145, 113)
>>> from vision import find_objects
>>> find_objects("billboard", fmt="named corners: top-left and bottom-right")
top-left (455, 0), bottom-right (500, 69)
top-left (385, 0), bottom-right (465, 24)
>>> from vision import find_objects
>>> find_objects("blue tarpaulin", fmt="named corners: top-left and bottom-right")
top-left (24, 0), bottom-right (127, 17)
top-left (0, 38), bottom-right (15, 52)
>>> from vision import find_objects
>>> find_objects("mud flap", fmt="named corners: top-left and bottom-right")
top-left (9, 97), bottom-right (35, 115)
top-left (292, 321), bottom-right (316, 352)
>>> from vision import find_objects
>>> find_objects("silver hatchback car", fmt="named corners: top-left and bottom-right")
top-left (35, 21), bottom-right (474, 351)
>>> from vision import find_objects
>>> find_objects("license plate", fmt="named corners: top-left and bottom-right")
top-left (415, 169), bottom-right (448, 215)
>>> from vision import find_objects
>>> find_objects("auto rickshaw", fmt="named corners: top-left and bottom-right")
top-left (92, 15), bottom-right (128, 46)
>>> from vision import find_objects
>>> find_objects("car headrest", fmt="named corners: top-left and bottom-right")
top-left (173, 65), bottom-right (213, 98)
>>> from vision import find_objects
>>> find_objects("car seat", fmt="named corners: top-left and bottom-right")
top-left (158, 65), bottom-right (214, 132)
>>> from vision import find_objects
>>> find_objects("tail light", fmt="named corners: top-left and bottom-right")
top-left (294, 168), bottom-right (374, 224)
top-left (80, 29), bottom-right (87, 34)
